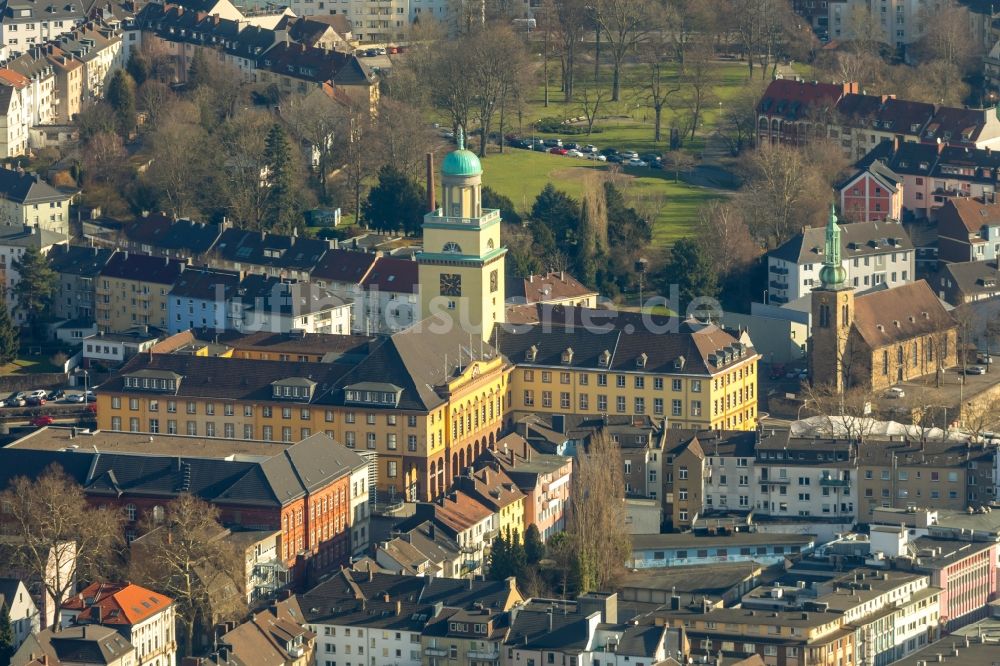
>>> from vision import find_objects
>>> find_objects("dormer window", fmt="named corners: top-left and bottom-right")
top-left (123, 371), bottom-right (181, 392)
top-left (673, 355), bottom-right (685, 370)
top-left (636, 352), bottom-right (648, 368)
top-left (526, 345), bottom-right (538, 363)
top-left (343, 382), bottom-right (402, 406)
top-left (599, 350), bottom-right (611, 368)
top-left (271, 378), bottom-right (316, 402)
top-left (561, 347), bottom-right (574, 365)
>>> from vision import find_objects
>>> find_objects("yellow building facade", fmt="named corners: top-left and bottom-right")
top-left (501, 321), bottom-right (759, 431)
top-left (96, 254), bottom-right (186, 333)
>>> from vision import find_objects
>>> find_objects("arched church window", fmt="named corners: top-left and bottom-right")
top-left (443, 242), bottom-right (462, 253)
top-left (487, 238), bottom-right (495, 250)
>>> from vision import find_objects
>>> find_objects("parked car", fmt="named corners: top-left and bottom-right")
top-left (86, 391), bottom-right (96, 403)
top-left (1, 392), bottom-right (25, 408)
top-left (626, 158), bottom-right (649, 167)
top-left (585, 153), bottom-right (607, 161)
top-left (25, 389), bottom-right (47, 400)
top-left (375, 47), bottom-right (387, 55)
top-left (565, 149), bottom-right (584, 157)
top-left (48, 389), bottom-right (65, 401)
top-left (30, 415), bottom-right (54, 427)
top-left (977, 354), bottom-right (993, 365)
top-left (966, 365), bottom-right (987, 375)
top-left (620, 151), bottom-right (639, 160)
top-left (884, 387), bottom-right (906, 399)
top-left (640, 153), bottom-right (662, 164)
top-left (606, 154), bottom-right (625, 163)
top-left (583, 144), bottom-right (598, 153)
top-left (532, 143), bottom-right (549, 152)
top-left (600, 147), bottom-right (619, 157)
top-left (362, 48), bottom-right (377, 57)
top-left (563, 142), bottom-right (581, 151)
top-left (549, 147), bottom-right (569, 155)
top-left (66, 393), bottom-right (86, 404)
top-left (388, 46), bottom-right (399, 54)
top-left (26, 396), bottom-right (46, 407)
top-left (543, 138), bottom-right (563, 147)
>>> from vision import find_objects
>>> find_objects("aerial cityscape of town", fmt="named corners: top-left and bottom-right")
top-left (1, 0), bottom-right (1000, 665)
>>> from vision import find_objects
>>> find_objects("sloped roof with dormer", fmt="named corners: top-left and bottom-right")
top-left (851, 280), bottom-right (956, 348)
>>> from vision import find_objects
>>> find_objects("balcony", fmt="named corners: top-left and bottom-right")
top-left (468, 649), bottom-right (500, 660)
top-left (424, 647), bottom-right (449, 657)
top-left (769, 265), bottom-right (789, 275)
top-left (761, 476), bottom-right (791, 484)
top-left (768, 280), bottom-right (788, 290)
top-left (819, 477), bottom-right (850, 488)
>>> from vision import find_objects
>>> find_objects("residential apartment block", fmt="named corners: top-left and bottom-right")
top-left (0, 166), bottom-right (71, 234)
top-left (0, 222), bottom-right (66, 324)
top-left (96, 252), bottom-right (187, 332)
top-left (767, 220), bottom-right (914, 304)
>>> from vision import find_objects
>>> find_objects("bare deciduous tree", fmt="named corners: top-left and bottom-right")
top-left (594, 0), bottom-right (660, 101)
top-left (636, 35), bottom-right (681, 143)
top-left (218, 109), bottom-right (273, 230)
top-left (695, 200), bottom-right (760, 277)
top-left (568, 428), bottom-right (630, 592)
top-left (130, 494), bottom-right (246, 657)
top-left (282, 91), bottom-right (346, 201)
top-left (0, 465), bottom-right (123, 629)
top-left (577, 86), bottom-right (607, 135)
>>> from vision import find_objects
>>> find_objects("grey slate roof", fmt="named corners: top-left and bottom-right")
top-left (169, 266), bottom-right (241, 301)
top-left (47, 244), bottom-right (114, 276)
top-left (939, 259), bottom-right (1000, 300)
top-left (0, 167), bottom-right (71, 204)
top-left (0, 433), bottom-right (362, 508)
top-left (496, 311), bottom-right (752, 377)
top-left (0, 223), bottom-right (66, 248)
top-left (769, 220), bottom-right (912, 265)
top-left (47, 625), bottom-right (133, 664)
top-left (124, 215), bottom-right (223, 256)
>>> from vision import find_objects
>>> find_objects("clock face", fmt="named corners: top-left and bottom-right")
top-left (440, 273), bottom-right (462, 297)
top-left (490, 269), bottom-right (498, 293)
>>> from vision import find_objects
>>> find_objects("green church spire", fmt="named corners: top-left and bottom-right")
top-left (819, 203), bottom-right (847, 289)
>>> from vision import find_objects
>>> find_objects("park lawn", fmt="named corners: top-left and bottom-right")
top-left (480, 149), bottom-right (721, 249)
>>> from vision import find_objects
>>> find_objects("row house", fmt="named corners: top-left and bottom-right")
top-left (96, 251), bottom-right (187, 332)
top-left (856, 439), bottom-right (996, 516)
top-left (47, 244), bottom-right (114, 322)
top-left (0, 222), bottom-right (66, 325)
top-left (95, 322), bottom-right (511, 504)
top-left (767, 219), bottom-right (914, 304)
top-left (499, 310), bottom-right (760, 432)
top-left (311, 249), bottom-right (420, 335)
top-left (754, 431), bottom-right (857, 522)
top-left (449, 464), bottom-right (526, 544)
top-left (0, 427), bottom-right (370, 582)
top-left (481, 433), bottom-right (573, 542)
top-left (392, 491), bottom-right (497, 577)
top-left (375, 519), bottom-right (465, 577)
top-left (829, 93), bottom-right (934, 161)
top-left (0, 0), bottom-right (90, 58)
top-left (130, 2), bottom-right (378, 112)
top-left (295, 567), bottom-right (523, 666)
top-left (12, 624), bottom-right (136, 666)
top-left (52, 20), bottom-right (124, 103)
top-left (0, 68), bottom-right (28, 156)
top-left (61, 582), bottom-right (176, 666)
top-left (759, 79), bottom-right (1000, 157)
top-left (216, 600), bottom-right (315, 666)
top-left (4, 45), bottom-right (56, 126)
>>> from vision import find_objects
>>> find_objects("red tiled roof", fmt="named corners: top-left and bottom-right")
top-left (63, 582), bottom-right (173, 626)
top-left (758, 79), bottom-right (857, 120)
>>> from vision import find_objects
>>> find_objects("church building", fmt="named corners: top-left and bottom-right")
top-left (810, 205), bottom-right (957, 393)
top-left (417, 130), bottom-right (507, 343)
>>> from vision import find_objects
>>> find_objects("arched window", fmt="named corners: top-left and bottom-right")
top-left (443, 242), bottom-right (462, 253)
top-left (487, 238), bottom-right (495, 250)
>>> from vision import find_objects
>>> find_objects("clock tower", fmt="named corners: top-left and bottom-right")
top-left (417, 130), bottom-right (506, 342)
top-left (810, 203), bottom-right (855, 392)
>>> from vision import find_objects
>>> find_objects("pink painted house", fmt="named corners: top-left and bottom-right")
top-left (481, 434), bottom-right (572, 541)
top-left (838, 159), bottom-right (904, 222)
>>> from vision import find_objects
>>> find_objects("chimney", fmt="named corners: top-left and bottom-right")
top-left (426, 152), bottom-right (435, 212)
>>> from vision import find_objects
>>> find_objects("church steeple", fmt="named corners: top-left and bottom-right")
top-left (819, 203), bottom-right (847, 290)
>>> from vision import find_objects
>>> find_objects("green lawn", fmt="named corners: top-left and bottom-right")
top-left (480, 149), bottom-right (720, 249)
top-left (0, 357), bottom-right (62, 374)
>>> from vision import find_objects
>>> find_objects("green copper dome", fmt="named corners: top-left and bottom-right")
top-left (819, 203), bottom-right (848, 289)
top-left (441, 128), bottom-right (482, 177)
